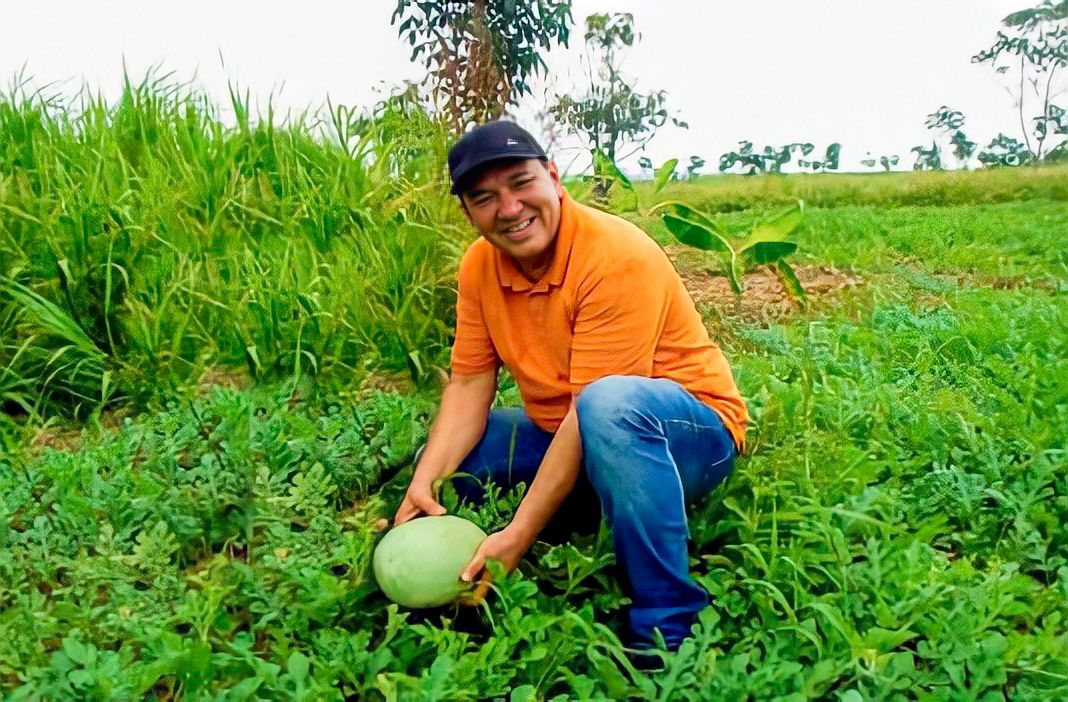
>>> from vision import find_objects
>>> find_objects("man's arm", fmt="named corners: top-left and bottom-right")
top-left (460, 400), bottom-right (582, 582)
top-left (393, 368), bottom-right (498, 525)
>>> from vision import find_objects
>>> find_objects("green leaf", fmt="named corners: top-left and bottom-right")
top-left (652, 201), bottom-right (723, 232)
top-left (592, 148), bottom-right (632, 190)
top-left (741, 199), bottom-right (805, 249)
top-left (652, 158), bottom-right (678, 194)
top-left (859, 627), bottom-right (919, 654)
top-left (0, 278), bottom-right (104, 359)
top-left (62, 636), bottom-right (90, 665)
top-left (510, 685), bottom-right (537, 702)
top-left (745, 241), bottom-right (798, 265)
top-left (774, 260), bottom-right (806, 301)
top-left (662, 214), bottom-right (732, 255)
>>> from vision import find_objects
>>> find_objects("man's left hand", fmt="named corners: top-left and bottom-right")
top-left (460, 524), bottom-right (535, 587)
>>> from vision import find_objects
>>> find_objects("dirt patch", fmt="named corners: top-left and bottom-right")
top-left (28, 406), bottom-right (134, 456)
top-left (196, 366), bottom-right (252, 394)
top-left (357, 370), bottom-right (418, 396)
top-left (968, 275), bottom-right (1061, 292)
top-left (30, 423), bottom-right (83, 455)
top-left (665, 245), bottom-right (861, 320)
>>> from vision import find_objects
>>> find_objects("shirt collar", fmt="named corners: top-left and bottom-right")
top-left (494, 188), bottom-right (577, 294)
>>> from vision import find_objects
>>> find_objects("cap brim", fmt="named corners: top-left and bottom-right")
top-left (450, 151), bottom-right (546, 195)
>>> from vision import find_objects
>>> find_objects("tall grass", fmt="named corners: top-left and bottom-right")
top-left (0, 74), bottom-right (468, 419)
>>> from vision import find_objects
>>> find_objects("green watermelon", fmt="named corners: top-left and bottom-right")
top-left (373, 515), bottom-right (487, 608)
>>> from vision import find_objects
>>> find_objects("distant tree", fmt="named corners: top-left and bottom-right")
top-left (911, 141), bottom-right (943, 171)
top-left (924, 106), bottom-right (978, 167)
top-left (797, 143), bottom-right (841, 172)
top-left (550, 11), bottom-right (687, 195)
top-left (719, 141), bottom-right (793, 175)
top-left (719, 141), bottom-right (839, 175)
top-left (972, 0), bottom-right (1068, 161)
top-left (861, 152), bottom-right (900, 171)
top-left (392, 0), bottom-right (574, 133)
top-left (977, 133), bottom-right (1034, 166)
top-left (685, 155), bottom-right (705, 178)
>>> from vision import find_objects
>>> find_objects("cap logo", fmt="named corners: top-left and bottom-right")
top-left (506, 138), bottom-right (519, 145)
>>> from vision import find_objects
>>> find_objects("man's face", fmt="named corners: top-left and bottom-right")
top-left (459, 158), bottom-right (564, 266)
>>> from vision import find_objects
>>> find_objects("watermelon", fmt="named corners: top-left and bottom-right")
top-left (373, 515), bottom-right (487, 608)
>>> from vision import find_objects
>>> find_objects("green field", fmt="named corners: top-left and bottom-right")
top-left (1, 84), bottom-right (1067, 700)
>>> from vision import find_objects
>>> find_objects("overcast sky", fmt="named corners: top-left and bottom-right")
top-left (1, 0), bottom-right (1048, 173)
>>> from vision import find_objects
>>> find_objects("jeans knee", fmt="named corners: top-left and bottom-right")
top-left (576, 376), bottom-right (660, 491)
top-left (577, 375), bottom-right (639, 432)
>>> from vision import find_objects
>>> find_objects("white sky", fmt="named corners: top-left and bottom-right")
top-left (1, 0), bottom-right (1051, 174)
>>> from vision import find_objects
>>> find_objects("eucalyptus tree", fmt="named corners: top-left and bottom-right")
top-left (549, 12), bottom-right (687, 196)
top-left (391, 0), bottom-right (573, 133)
top-left (972, 0), bottom-right (1067, 161)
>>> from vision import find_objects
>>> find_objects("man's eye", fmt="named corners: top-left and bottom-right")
top-left (517, 179), bottom-right (534, 187)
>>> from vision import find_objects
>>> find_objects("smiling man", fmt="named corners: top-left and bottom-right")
top-left (393, 120), bottom-right (748, 654)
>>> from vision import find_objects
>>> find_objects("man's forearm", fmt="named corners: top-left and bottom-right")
top-left (510, 403), bottom-right (583, 540)
top-left (412, 373), bottom-right (496, 485)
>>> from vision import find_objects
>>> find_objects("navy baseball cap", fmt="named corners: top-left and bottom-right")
top-left (448, 121), bottom-right (548, 195)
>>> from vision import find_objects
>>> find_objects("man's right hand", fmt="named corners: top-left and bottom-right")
top-left (393, 480), bottom-right (447, 526)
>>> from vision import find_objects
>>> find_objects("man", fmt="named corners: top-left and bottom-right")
top-left (393, 121), bottom-right (748, 653)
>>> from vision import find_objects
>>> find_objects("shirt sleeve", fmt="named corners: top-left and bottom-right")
top-left (449, 249), bottom-right (500, 376)
top-left (568, 253), bottom-right (668, 389)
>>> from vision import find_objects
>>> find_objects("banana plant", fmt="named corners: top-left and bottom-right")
top-left (652, 199), bottom-right (806, 302)
top-left (584, 148), bottom-right (679, 215)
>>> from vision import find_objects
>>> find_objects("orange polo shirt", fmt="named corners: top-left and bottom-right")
top-left (449, 189), bottom-right (749, 450)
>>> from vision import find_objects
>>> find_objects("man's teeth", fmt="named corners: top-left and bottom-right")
top-left (504, 218), bottom-right (533, 233)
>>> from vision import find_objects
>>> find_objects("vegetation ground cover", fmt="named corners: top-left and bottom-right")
top-left (1, 85), bottom-right (1066, 700)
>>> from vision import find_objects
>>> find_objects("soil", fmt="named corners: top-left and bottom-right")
top-left (664, 245), bottom-right (862, 320)
top-left (196, 366), bottom-right (252, 393)
top-left (357, 370), bottom-right (418, 396)
top-left (29, 406), bottom-right (134, 456)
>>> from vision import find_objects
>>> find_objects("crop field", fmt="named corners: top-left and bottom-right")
top-left (1, 84), bottom-right (1067, 700)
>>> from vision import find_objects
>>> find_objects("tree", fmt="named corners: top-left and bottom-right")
top-left (719, 141), bottom-right (839, 175)
top-left (797, 143), bottom-right (841, 172)
top-left (911, 141), bottom-right (943, 171)
top-left (392, 0), bottom-right (574, 134)
top-left (861, 153), bottom-right (900, 171)
top-left (924, 106), bottom-right (977, 167)
top-left (719, 141), bottom-right (797, 175)
top-left (685, 155), bottom-right (705, 179)
top-left (977, 133), bottom-right (1034, 166)
top-left (972, 0), bottom-right (1068, 161)
top-left (549, 12), bottom-right (687, 191)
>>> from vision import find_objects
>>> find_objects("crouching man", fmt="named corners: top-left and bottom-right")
top-left (393, 121), bottom-right (748, 654)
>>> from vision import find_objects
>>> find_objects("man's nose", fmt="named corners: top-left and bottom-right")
top-left (498, 189), bottom-right (524, 219)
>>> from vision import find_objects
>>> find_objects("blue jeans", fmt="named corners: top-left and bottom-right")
top-left (452, 375), bottom-right (737, 650)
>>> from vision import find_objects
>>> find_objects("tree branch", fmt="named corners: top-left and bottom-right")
top-left (1038, 62), bottom-right (1058, 159)
top-left (1019, 53), bottom-right (1036, 158)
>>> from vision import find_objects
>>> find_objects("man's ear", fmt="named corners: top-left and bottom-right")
top-left (457, 196), bottom-right (475, 226)
top-left (546, 160), bottom-right (564, 197)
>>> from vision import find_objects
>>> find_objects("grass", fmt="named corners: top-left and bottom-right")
top-left (0, 75), bottom-right (468, 419)
top-left (1, 80), bottom-right (1066, 699)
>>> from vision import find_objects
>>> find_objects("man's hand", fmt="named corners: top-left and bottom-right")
top-left (393, 480), bottom-right (446, 526)
top-left (460, 524), bottom-right (536, 586)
